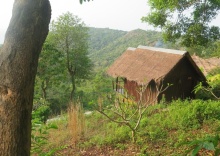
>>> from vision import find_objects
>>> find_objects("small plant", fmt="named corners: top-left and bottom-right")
top-left (32, 98), bottom-right (51, 123)
top-left (148, 126), bottom-right (167, 140)
top-left (195, 72), bottom-right (220, 100)
top-left (95, 82), bottom-right (170, 142)
top-left (31, 118), bottom-right (63, 155)
top-left (181, 135), bottom-right (220, 156)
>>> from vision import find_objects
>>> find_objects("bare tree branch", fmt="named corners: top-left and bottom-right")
top-left (95, 79), bottom-right (170, 142)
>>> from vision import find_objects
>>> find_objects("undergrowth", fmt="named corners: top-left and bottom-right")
top-left (40, 99), bottom-right (220, 155)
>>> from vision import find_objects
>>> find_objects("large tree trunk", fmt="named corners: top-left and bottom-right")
top-left (0, 0), bottom-right (51, 155)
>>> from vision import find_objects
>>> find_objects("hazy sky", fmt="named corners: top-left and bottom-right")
top-left (0, 0), bottom-right (150, 43)
top-left (0, 0), bottom-right (220, 44)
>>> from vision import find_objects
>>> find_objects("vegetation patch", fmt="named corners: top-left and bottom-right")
top-left (32, 99), bottom-right (220, 155)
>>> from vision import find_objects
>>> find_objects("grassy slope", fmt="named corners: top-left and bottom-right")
top-left (42, 99), bottom-right (220, 156)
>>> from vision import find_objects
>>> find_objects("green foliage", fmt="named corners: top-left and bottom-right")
top-left (105, 123), bottom-right (130, 144)
top-left (88, 27), bottom-right (127, 54)
top-left (31, 119), bottom-right (64, 156)
top-left (209, 67), bottom-right (220, 76)
top-left (89, 29), bottom-right (162, 70)
top-left (77, 70), bottom-right (113, 109)
top-left (50, 12), bottom-right (93, 101)
top-left (165, 100), bottom-right (220, 129)
top-left (32, 104), bottom-right (51, 123)
top-left (74, 100), bottom-right (220, 155)
top-left (181, 135), bottom-right (220, 156)
top-left (95, 84), bottom-right (169, 143)
top-left (148, 125), bottom-right (167, 140)
top-left (50, 12), bottom-right (93, 81)
top-left (139, 100), bottom-right (220, 134)
top-left (89, 121), bottom-right (130, 146)
top-left (209, 41), bottom-right (220, 57)
top-left (34, 12), bottom-right (95, 116)
top-left (34, 27), bottom-right (166, 114)
top-left (186, 40), bottom-right (220, 57)
top-left (35, 37), bottom-right (63, 98)
top-left (143, 0), bottom-right (220, 48)
top-left (34, 35), bottom-right (69, 115)
top-left (195, 69), bottom-right (220, 100)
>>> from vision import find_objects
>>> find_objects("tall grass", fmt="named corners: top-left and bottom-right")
top-left (68, 101), bottom-right (85, 147)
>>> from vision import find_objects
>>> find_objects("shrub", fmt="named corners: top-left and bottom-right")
top-left (31, 119), bottom-right (62, 155)
top-left (195, 69), bottom-right (220, 100)
top-left (148, 126), bottom-right (167, 140)
top-left (166, 100), bottom-right (220, 129)
top-left (181, 135), bottom-right (220, 156)
top-left (32, 105), bottom-right (51, 123)
top-left (142, 100), bottom-right (220, 131)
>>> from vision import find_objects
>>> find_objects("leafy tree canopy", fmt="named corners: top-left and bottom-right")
top-left (50, 12), bottom-right (93, 101)
top-left (142, 0), bottom-right (220, 48)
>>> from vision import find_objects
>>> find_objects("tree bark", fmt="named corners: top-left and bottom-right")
top-left (41, 80), bottom-right (48, 100)
top-left (70, 74), bottom-right (76, 102)
top-left (0, 0), bottom-right (51, 155)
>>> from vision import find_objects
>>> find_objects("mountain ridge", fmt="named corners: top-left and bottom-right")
top-left (88, 27), bottom-right (162, 70)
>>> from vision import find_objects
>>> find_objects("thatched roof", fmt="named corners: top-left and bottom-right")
top-left (107, 46), bottom-right (204, 85)
top-left (192, 55), bottom-right (220, 75)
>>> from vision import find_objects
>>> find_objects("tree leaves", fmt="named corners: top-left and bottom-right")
top-left (50, 12), bottom-right (93, 101)
top-left (143, 0), bottom-right (220, 48)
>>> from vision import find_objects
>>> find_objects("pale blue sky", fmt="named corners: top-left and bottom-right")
top-left (0, 0), bottom-right (220, 44)
top-left (0, 0), bottom-right (150, 43)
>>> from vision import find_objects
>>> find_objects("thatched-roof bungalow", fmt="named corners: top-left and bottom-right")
top-left (107, 46), bottom-right (207, 104)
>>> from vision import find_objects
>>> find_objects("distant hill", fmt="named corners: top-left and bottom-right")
top-left (88, 27), bottom-right (127, 54)
top-left (88, 28), bottom-right (162, 70)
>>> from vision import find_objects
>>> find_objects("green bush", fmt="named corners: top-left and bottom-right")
top-left (165, 100), bottom-right (220, 129)
top-left (181, 135), bottom-right (220, 156)
top-left (104, 122), bottom-right (130, 145)
top-left (142, 100), bottom-right (220, 131)
top-left (80, 99), bottom-right (220, 155)
top-left (32, 105), bottom-right (51, 123)
top-left (196, 69), bottom-right (220, 100)
top-left (148, 126), bottom-right (167, 140)
top-left (31, 119), bottom-right (63, 155)
top-left (88, 122), bottom-right (130, 146)
top-left (140, 116), bottom-right (148, 128)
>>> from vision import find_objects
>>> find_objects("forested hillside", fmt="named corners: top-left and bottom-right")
top-left (88, 27), bottom-right (220, 72)
top-left (88, 28), bottom-right (162, 70)
top-left (88, 27), bottom-right (127, 54)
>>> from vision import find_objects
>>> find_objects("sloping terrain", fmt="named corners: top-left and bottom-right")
top-left (88, 28), bottom-right (162, 70)
top-left (88, 27), bottom-right (220, 75)
top-left (88, 27), bottom-right (127, 54)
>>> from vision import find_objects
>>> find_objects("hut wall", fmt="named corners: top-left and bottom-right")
top-left (159, 57), bottom-right (200, 101)
top-left (124, 79), bottom-right (139, 100)
top-left (124, 79), bottom-right (158, 104)
top-left (143, 80), bottom-right (158, 105)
